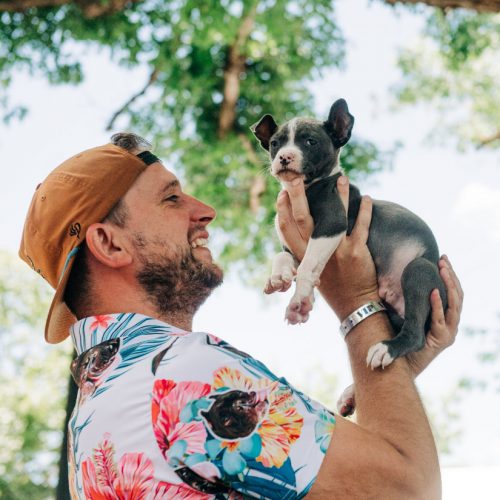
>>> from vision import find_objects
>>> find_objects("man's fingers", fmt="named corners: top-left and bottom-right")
top-left (276, 190), bottom-right (292, 225)
top-left (439, 257), bottom-right (463, 315)
top-left (276, 190), bottom-right (307, 260)
top-left (285, 177), bottom-right (313, 237)
top-left (429, 289), bottom-right (446, 329)
top-left (428, 289), bottom-right (456, 348)
top-left (440, 267), bottom-right (461, 334)
top-left (276, 190), bottom-right (297, 236)
top-left (350, 195), bottom-right (372, 243)
top-left (337, 175), bottom-right (349, 213)
top-left (441, 255), bottom-right (464, 304)
top-left (435, 255), bottom-right (463, 348)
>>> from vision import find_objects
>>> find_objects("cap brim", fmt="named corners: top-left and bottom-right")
top-left (45, 253), bottom-right (77, 344)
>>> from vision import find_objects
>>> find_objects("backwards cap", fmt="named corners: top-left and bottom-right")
top-left (19, 143), bottom-right (160, 343)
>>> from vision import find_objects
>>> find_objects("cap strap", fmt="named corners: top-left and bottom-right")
top-left (137, 151), bottom-right (161, 165)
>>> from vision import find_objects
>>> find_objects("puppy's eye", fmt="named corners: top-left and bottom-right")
top-left (306, 138), bottom-right (317, 146)
top-left (270, 140), bottom-right (278, 148)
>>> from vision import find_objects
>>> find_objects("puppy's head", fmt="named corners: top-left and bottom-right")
top-left (251, 99), bottom-right (354, 184)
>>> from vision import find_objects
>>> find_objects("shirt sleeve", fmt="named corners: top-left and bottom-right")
top-left (150, 332), bottom-right (336, 499)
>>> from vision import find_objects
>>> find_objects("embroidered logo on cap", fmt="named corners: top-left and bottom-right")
top-left (69, 222), bottom-right (81, 239)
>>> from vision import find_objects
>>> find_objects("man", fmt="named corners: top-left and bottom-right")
top-left (20, 133), bottom-right (462, 499)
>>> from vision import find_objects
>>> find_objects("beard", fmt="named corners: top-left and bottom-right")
top-left (135, 240), bottom-right (223, 318)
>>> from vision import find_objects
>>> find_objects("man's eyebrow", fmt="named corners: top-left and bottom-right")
top-left (158, 180), bottom-right (180, 197)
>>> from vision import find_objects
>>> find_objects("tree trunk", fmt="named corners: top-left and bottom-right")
top-left (384, 0), bottom-right (500, 13)
top-left (217, 3), bottom-right (258, 139)
top-left (56, 369), bottom-right (78, 500)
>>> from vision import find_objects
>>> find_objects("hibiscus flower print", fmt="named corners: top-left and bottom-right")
top-left (210, 367), bottom-right (304, 469)
top-left (151, 380), bottom-right (211, 465)
top-left (152, 480), bottom-right (214, 499)
top-left (90, 314), bottom-right (116, 331)
top-left (81, 433), bottom-right (155, 499)
top-left (314, 411), bottom-right (336, 453)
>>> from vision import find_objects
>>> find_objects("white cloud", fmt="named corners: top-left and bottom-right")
top-left (454, 183), bottom-right (500, 241)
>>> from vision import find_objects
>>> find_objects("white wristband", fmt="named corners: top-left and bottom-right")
top-left (339, 301), bottom-right (386, 338)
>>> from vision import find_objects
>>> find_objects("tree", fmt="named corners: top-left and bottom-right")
top-left (0, 251), bottom-right (71, 499)
top-left (1, 1), bottom-right (493, 497)
top-left (390, 8), bottom-right (500, 150)
top-left (0, 0), bottom-right (393, 275)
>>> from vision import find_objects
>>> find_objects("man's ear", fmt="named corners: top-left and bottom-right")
top-left (324, 98), bottom-right (355, 148)
top-left (250, 114), bottom-right (278, 151)
top-left (85, 223), bottom-right (132, 269)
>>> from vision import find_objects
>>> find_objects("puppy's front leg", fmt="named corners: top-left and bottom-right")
top-left (286, 232), bottom-right (345, 324)
top-left (285, 185), bottom-right (348, 324)
top-left (264, 250), bottom-right (297, 294)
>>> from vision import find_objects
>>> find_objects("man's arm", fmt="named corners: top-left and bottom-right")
top-left (276, 177), bottom-right (461, 499)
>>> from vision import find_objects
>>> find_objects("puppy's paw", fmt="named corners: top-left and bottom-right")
top-left (337, 384), bottom-right (356, 417)
top-left (264, 270), bottom-right (295, 294)
top-left (285, 294), bottom-right (314, 324)
top-left (366, 342), bottom-right (395, 370)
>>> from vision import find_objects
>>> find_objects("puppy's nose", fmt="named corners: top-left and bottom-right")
top-left (279, 152), bottom-right (295, 166)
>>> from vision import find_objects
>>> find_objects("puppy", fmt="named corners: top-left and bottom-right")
top-left (251, 99), bottom-right (447, 372)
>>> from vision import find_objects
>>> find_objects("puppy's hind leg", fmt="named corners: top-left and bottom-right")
top-left (367, 257), bottom-right (447, 369)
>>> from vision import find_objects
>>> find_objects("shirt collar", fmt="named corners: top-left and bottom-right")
top-left (70, 313), bottom-right (189, 355)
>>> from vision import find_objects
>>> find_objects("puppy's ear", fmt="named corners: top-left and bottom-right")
top-left (325, 99), bottom-right (355, 148)
top-left (251, 114), bottom-right (278, 151)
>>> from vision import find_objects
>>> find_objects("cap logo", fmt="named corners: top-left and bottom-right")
top-left (69, 222), bottom-right (81, 239)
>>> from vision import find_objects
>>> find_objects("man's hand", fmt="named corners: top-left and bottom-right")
top-left (275, 177), bottom-right (314, 261)
top-left (407, 255), bottom-right (464, 376)
top-left (277, 176), bottom-right (463, 375)
top-left (318, 192), bottom-right (380, 321)
top-left (278, 176), bottom-right (380, 321)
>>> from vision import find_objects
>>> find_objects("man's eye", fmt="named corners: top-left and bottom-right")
top-left (164, 195), bottom-right (179, 202)
top-left (306, 138), bottom-right (317, 146)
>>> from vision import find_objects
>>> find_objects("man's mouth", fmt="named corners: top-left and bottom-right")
top-left (190, 237), bottom-right (209, 249)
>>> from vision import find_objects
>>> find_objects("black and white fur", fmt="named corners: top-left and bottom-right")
top-left (251, 99), bottom-right (447, 372)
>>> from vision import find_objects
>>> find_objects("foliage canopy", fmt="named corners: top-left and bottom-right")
top-left (393, 9), bottom-right (500, 150)
top-left (0, 0), bottom-right (392, 275)
top-left (0, 252), bottom-right (70, 499)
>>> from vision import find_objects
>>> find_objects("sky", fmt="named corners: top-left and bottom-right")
top-left (0, 0), bottom-right (499, 496)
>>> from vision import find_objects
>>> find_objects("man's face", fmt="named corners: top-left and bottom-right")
top-left (119, 162), bottom-right (223, 316)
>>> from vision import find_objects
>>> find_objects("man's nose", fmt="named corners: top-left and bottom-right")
top-left (190, 196), bottom-right (216, 224)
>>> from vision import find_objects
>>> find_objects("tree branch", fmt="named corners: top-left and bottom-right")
top-left (217, 2), bottom-right (258, 140)
top-left (477, 130), bottom-right (500, 148)
top-left (0, 0), bottom-right (142, 18)
top-left (383, 0), bottom-right (500, 13)
top-left (106, 68), bottom-right (159, 131)
top-left (239, 133), bottom-right (267, 214)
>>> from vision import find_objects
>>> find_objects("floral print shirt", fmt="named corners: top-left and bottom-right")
top-left (68, 313), bottom-right (336, 499)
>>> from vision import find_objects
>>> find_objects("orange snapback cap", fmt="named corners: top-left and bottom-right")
top-left (19, 143), bottom-right (159, 344)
